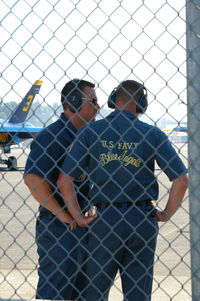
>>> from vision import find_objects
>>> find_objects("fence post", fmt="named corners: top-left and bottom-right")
top-left (186, 1), bottom-right (200, 300)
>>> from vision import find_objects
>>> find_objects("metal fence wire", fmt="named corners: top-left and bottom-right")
top-left (0, 0), bottom-right (199, 300)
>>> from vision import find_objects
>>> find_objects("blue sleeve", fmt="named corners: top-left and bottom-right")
top-left (61, 129), bottom-right (89, 179)
top-left (24, 132), bottom-right (69, 178)
top-left (155, 129), bottom-right (187, 180)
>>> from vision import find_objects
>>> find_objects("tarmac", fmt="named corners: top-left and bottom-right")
top-left (0, 145), bottom-right (191, 301)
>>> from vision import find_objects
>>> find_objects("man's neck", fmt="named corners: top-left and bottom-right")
top-left (64, 111), bottom-right (86, 130)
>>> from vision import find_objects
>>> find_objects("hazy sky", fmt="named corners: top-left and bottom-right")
top-left (0, 0), bottom-right (187, 124)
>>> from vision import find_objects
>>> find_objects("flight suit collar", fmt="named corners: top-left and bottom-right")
top-left (108, 110), bottom-right (137, 120)
top-left (60, 112), bottom-right (77, 134)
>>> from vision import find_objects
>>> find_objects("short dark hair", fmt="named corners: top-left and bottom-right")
top-left (116, 80), bottom-right (145, 102)
top-left (61, 79), bottom-right (95, 109)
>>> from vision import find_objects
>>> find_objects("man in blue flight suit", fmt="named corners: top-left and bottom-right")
top-left (24, 79), bottom-right (99, 300)
top-left (57, 80), bottom-right (188, 301)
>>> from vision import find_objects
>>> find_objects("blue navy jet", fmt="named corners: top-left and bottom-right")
top-left (173, 126), bottom-right (187, 132)
top-left (0, 80), bottom-right (43, 170)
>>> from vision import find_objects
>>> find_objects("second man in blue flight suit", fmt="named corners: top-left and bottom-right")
top-left (57, 79), bottom-right (188, 301)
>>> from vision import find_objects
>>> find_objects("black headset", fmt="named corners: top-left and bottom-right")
top-left (108, 85), bottom-right (148, 114)
top-left (64, 78), bottom-right (83, 113)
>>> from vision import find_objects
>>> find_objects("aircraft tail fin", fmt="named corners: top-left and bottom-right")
top-left (8, 80), bottom-right (43, 124)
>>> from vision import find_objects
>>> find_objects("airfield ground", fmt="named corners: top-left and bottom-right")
top-left (0, 145), bottom-right (191, 301)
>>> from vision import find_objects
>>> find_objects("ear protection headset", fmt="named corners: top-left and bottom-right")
top-left (108, 84), bottom-right (148, 114)
top-left (64, 78), bottom-right (83, 113)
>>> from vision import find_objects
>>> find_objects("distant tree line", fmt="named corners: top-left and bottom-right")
top-left (0, 101), bottom-right (62, 127)
top-left (0, 100), bottom-right (181, 130)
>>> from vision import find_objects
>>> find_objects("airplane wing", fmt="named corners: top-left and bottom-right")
top-left (162, 126), bottom-right (188, 132)
top-left (0, 126), bottom-right (42, 132)
top-left (0, 125), bottom-right (42, 145)
top-left (173, 126), bottom-right (187, 132)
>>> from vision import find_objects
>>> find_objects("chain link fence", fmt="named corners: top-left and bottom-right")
top-left (0, 0), bottom-right (199, 300)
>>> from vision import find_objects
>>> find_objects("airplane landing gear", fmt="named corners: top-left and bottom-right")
top-left (0, 156), bottom-right (17, 170)
top-left (7, 156), bottom-right (17, 170)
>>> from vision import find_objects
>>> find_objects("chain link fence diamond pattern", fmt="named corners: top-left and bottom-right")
top-left (0, 0), bottom-right (197, 300)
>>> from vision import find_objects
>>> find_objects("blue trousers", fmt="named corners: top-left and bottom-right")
top-left (83, 203), bottom-right (158, 301)
top-left (35, 213), bottom-right (87, 300)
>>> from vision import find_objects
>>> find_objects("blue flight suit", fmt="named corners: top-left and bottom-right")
top-left (61, 110), bottom-right (187, 301)
top-left (24, 113), bottom-right (89, 300)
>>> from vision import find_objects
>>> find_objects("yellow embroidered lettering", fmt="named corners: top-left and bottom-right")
top-left (108, 141), bottom-right (114, 148)
top-left (101, 140), bottom-right (107, 147)
top-left (99, 151), bottom-right (141, 167)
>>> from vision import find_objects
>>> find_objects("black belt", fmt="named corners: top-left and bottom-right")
top-left (94, 200), bottom-right (157, 217)
top-left (94, 200), bottom-right (152, 209)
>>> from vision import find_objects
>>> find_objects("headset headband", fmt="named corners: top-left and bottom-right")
top-left (108, 83), bottom-right (148, 114)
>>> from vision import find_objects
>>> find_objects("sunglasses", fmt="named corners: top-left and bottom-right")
top-left (87, 98), bottom-right (98, 105)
